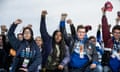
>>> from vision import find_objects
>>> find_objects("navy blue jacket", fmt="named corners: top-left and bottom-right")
top-left (40, 15), bottom-right (52, 67)
top-left (8, 23), bottom-right (41, 72)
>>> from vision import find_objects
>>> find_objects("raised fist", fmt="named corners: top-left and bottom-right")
top-left (27, 24), bottom-right (32, 28)
top-left (85, 25), bottom-right (92, 32)
top-left (61, 13), bottom-right (67, 17)
top-left (101, 7), bottom-right (106, 14)
top-left (0, 25), bottom-right (8, 32)
top-left (41, 10), bottom-right (48, 16)
top-left (14, 19), bottom-right (22, 24)
top-left (67, 19), bottom-right (72, 25)
top-left (61, 13), bottom-right (67, 20)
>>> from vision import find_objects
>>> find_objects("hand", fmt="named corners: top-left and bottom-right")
top-left (14, 19), bottom-right (22, 25)
top-left (27, 24), bottom-right (32, 28)
top-left (101, 7), bottom-right (106, 15)
top-left (41, 10), bottom-right (48, 16)
top-left (1, 25), bottom-right (8, 32)
top-left (61, 13), bottom-right (67, 20)
top-left (58, 65), bottom-right (64, 70)
top-left (67, 19), bottom-right (73, 25)
top-left (19, 68), bottom-right (28, 72)
top-left (90, 64), bottom-right (96, 69)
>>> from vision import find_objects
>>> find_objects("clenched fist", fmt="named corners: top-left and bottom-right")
top-left (61, 13), bottom-right (67, 20)
top-left (14, 19), bottom-right (22, 25)
top-left (41, 10), bottom-right (48, 16)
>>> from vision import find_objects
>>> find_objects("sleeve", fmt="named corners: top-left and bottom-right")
top-left (96, 43), bottom-right (104, 55)
top-left (60, 46), bottom-right (70, 66)
top-left (91, 43), bottom-right (99, 65)
top-left (102, 15), bottom-right (111, 48)
top-left (59, 20), bottom-right (72, 46)
top-left (7, 23), bottom-right (20, 51)
top-left (70, 24), bottom-right (76, 39)
top-left (40, 15), bottom-right (51, 42)
top-left (96, 28), bottom-right (102, 44)
top-left (40, 15), bottom-right (52, 68)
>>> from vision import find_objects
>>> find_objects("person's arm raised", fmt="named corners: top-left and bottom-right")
top-left (59, 13), bottom-right (71, 46)
top-left (8, 19), bottom-right (22, 50)
top-left (67, 19), bottom-right (76, 39)
top-left (40, 10), bottom-right (51, 42)
top-left (101, 7), bottom-right (111, 48)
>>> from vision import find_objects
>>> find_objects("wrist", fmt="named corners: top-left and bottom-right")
top-left (41, 14), bottom-right (46, 17)
top-left (61, 17), bottom-right (66, 21)
top-left (13, 22), bottom-right (17, 25)
top-left (103, 11), bottom-right (106, 16)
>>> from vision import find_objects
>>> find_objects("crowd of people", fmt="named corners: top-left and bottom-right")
top-left (0, 5), bottom-right (120, 72)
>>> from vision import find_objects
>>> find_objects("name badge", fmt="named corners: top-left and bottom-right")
top-left (22, 58), bottom-right (30, 68)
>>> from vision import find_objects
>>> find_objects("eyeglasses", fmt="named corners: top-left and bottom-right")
top-left (78, 31), bottom-right (86, 33)
top-left (24, 32), bottom-right (31, 34)
top-left (89, 40), bottom-right (96, 43)
top-left (35, 40), bottom-right (41, 41)
top-left (113, 32), bottom-right (120, 34)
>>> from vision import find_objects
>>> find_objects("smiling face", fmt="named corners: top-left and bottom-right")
top-left (54, 31), bottom-right (62, 43)
top-left (23, 29), bottom-right (31, 40)
top-left (23, 27), bottom-right (33, 41)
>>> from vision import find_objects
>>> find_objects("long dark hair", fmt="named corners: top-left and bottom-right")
top-left (52, 30), bottom-right (66, 61)
top-left (22, 27), bottom-right (34, 42)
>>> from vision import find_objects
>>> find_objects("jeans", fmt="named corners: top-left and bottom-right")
top-left (96, 64), bottom-right (103, 72)
top-left (103, 66), bottom-right (111, 72)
